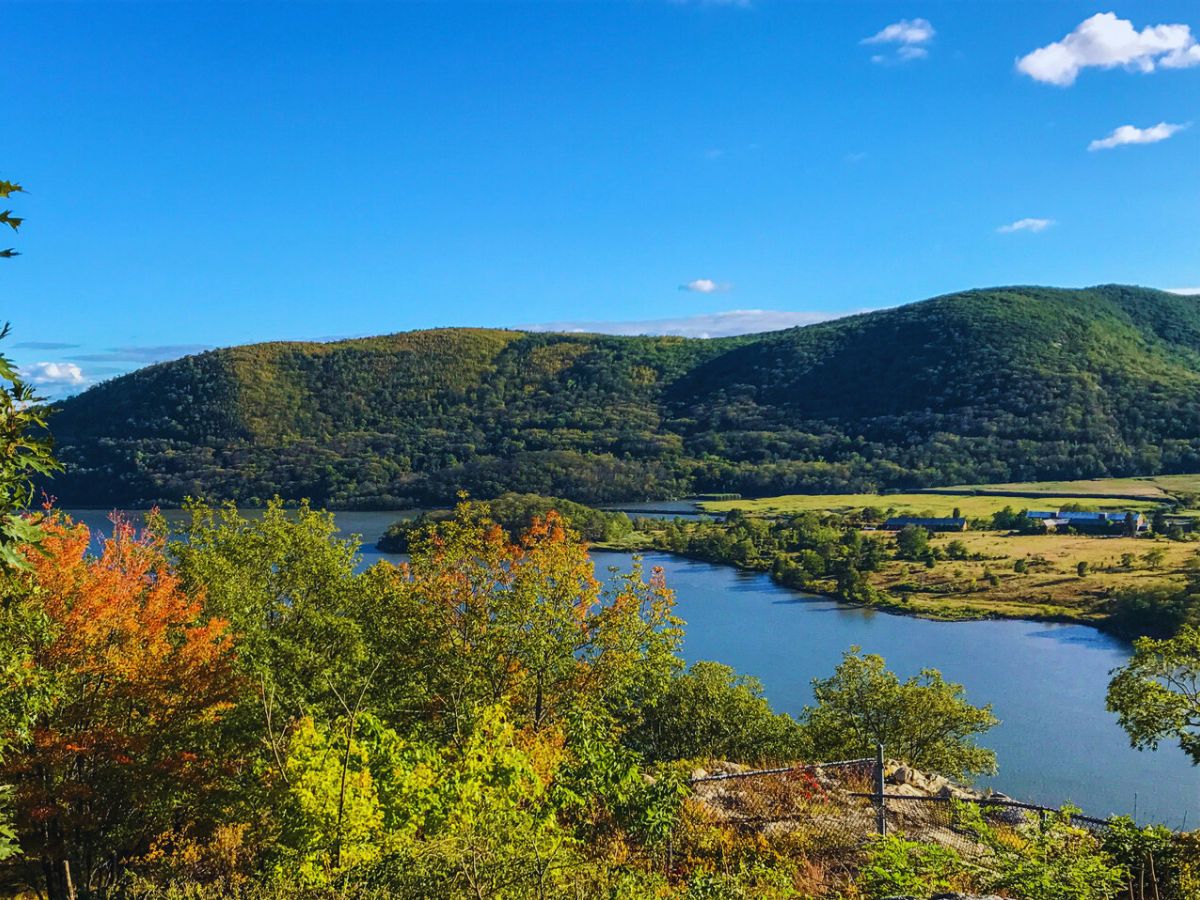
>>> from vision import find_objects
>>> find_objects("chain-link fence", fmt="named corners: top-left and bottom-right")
top-left (682, 751), bottom-right (1112, 857)
top-left (672, 756), bottom-right (1200, 898)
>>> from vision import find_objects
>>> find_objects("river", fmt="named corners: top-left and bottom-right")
top-left (68, 508), bottom-right (1198, 826)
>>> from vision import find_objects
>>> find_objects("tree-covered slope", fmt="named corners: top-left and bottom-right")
top-left (46, 285), bottom-right (1200, 507)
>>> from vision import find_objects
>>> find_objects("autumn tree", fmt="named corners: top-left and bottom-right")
top-left (1, 515), bottom-right (238, 900)
top-left (359, 501), bottom-right (681, 741)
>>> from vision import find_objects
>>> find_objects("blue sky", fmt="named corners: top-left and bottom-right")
top-left (5, 1), bottom-right (1200, 394)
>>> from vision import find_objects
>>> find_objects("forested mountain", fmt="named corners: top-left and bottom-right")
top-left (45, 285), bottom-right (1200, 508)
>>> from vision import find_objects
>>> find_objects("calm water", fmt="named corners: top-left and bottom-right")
top-left (599, 500), bottom-right (713, 520)
top-left (69, 509), bottom-right (1198, 826)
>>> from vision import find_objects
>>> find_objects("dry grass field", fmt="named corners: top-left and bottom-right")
top-left (869, 531), bottom-right (1198, 623)
top-left (700, 492), bottom-right (1160, 519)
top-left (941, 473), bottom-right (1200, 499)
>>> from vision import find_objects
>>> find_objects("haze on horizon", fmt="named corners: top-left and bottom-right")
top-left (6, 1), bottom-right (1199, 395)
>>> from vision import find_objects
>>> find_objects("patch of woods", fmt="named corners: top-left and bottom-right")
top-left (377, 492), bottom-right (634, 552)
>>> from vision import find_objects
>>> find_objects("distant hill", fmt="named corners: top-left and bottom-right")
top-left (45, 285), bottom-right (1200, 508)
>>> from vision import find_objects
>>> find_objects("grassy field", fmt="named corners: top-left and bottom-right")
top-left (700, 492), bottom-right (1161, 519)
top-left (869, 531), bottom-right (1196, 623)
top-left (938, 474), bottom-right (1200, 499)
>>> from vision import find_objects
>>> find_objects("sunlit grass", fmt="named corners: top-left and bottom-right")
top-left (701, 492), bottom-right (1161, 519)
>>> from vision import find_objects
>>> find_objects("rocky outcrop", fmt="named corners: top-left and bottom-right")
top-left (885, 762), bottom-right (990, 801)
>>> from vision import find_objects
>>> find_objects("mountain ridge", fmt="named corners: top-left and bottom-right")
top-left (45, 284), bottom-right (1200, 507)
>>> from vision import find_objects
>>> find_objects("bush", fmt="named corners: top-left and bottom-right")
top-left (1103, 816), bottom-right (1197, 900)
top-left (988, 811), bottom-right (1125, 899)
top-left (857, 833), bottom-right (965, 898)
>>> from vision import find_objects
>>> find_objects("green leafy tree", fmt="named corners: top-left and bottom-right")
top-left (0, 333), bottom-right (63, 568)
top-left (0, 187), bottom-right (64, 865)
top-left (895, 524), bottom-right (931, 561)
top-left (276, 715), bottom-right (387, 884)
top-left (0, 180), bottom-right (22, 259)
top-left (1142, 547), bottom-right (1167, 570)
top-left (803, 648), bottom-right (998, 780)
top-left (1107, 625), bottom-right (1200, 763)
top-left (164, 499), bottom-right (372, 781)
top-left (627, 661), bottom-right (809, 764)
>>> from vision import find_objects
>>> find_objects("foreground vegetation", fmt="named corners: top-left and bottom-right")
top-left (45, 285), bottom-right (1200, 508)
top-left (2, 501), bottom-right (1197, 899)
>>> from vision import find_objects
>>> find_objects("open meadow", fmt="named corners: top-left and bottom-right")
top-left (700, 491), bottom-right (1163, 519)
top-left (871, 531), bottom-right (1198, 624)
top-left (938, 474), bottom-right (1200, 500)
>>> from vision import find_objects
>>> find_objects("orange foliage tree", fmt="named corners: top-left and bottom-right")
top-left (1, 514), bottom-right (239, 900)
top-left (359, 504), bottom-right (682, 742)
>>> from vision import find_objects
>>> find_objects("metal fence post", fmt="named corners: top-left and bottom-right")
top-left (874, 741), bottom-right (886, 836)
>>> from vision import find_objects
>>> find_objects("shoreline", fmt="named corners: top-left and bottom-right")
top-left (63, 506), bottom-right (1138, 641)
top-left (587, 542), bottom-right (1127, 640)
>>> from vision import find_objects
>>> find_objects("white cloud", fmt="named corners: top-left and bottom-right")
top-left (863, 17), bottom-right (935, 64)
top-left (1017, 13), bottom-right (1200, 86)
top-left (1168, 287), bottom-right (1200, 296)
top-left (522, 309), bottom-right (847, 339)
top-left (679, 278), bottom-right (731, 294)
top-left (1088, 121), bottom-right (1188, 150)
top-left (997, 217), bottom-right (1056, 234)
top-left (863, 18), bottom-right (935, 46)
top-left (22, 361), bottom-right (87, 388)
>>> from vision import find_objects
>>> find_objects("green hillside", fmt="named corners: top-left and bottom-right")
top-left (45, 285), bottom-right (1200, 508)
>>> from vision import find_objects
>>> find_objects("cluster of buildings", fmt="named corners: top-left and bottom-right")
top-left (879, 510), bottom-right (1153, 534)
top-left (1024, 509), bottom-right (1147, 533)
